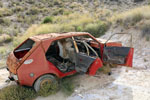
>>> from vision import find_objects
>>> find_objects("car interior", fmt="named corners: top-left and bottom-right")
top-left (45, 36), bottom-right (101, 73)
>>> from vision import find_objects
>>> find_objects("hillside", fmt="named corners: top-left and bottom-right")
top-left (0, 0), bottom-right (150, 100)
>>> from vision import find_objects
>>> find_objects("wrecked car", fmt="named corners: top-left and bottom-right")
top-left (6, 32), bottom-right (134, 91)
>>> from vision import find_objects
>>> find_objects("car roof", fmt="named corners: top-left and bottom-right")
top-left (31, 32), bottom-right (89, 40)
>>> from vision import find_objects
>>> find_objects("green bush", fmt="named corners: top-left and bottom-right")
top-left (42, 16), bottom-right (53, 24)
top-left (0, 85), bottom-right (37, 100)
top-left (83, 22), bottom-right (109, 37)
top-left (76, 26), bottom-right (83, 32)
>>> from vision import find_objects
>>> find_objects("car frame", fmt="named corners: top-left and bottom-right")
top-left (6, 32), bottom-right (134, 91)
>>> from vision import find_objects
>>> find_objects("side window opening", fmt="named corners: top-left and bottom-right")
top-left (45, 38), bottom-right (76, 72)
top-left (14, 39), bottom-right (35, 60)
top-left (74, 36), bottom-right (100, 57)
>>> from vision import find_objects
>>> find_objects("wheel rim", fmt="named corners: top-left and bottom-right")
top-left (40, 79), bottom-right (52, 89)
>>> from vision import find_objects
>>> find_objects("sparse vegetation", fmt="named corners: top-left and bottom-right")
top-left (0, 34), bottom-right (12, 44)
top-left (26, 7), bottom-right (40, 15)
top-left (110, 6), bottom-right (150, 27)
top-left (0, 18), bottom-right (11, 26)
top-left (146, 36), bottom-right (150, 41)
top-left (83, 21), bottom-right (109, 37)
top-left (14, 13), bottom-right (109, 46)
top-left (0, 47), bottom-right (7, 55)
top-left (140, 20), bottom-right (150, 37)
top-left (0, 8), bottom-right (12, 17)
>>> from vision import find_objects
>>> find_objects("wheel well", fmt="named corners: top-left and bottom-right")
top-left (32, 73), bottom-right (58, 87)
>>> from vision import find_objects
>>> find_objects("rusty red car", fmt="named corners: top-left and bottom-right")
top-left (6, 32), bottom-right (134, 92)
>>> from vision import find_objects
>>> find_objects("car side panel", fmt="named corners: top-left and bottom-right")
top-left (17, 43), bottom-right (77, 86)
top-left (17, 44), bottom-right (50, 86)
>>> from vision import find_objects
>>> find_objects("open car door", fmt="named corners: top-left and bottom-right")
top-left (72, 37), bottom-right (103, 75)
top-left (103, 33), bottom-right (134, 67)
top-left (103, 46), bottom-right (134, 67)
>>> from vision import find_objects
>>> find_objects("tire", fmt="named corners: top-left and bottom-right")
top-left (33, 74), bottom-right (58, 93)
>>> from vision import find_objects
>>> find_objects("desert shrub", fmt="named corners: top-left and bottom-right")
top-left (13, 6), bottom-right (24, 13)
top-left (140, 20), bottom-right (150, 37)
top-left (42, 16), bottom-right (53, 24)
top-left (76, 26), bottom-right (83, 32)
top-left (0, 47), bottom-right (7, 55)
top-left (63, 10), bottom-right (72, 15)
top-left (52, 8), bottom-right (64, 15)
top-left (14, 13), bottom-right (109, 46)
top-left (0, 85), bottom-right (37, 100)
top-left (26, 7), bottom-right (40, 15)
top-left (146, 36), bottom-right (150, 41)
top-left (53, 0), bottom-right (62, 5)
top-left (13, 37), bottom-right (21, 48)
top-left (0, 34), bottom-right (12, 43)
top-left (0, 1), bottom-right (3, 7)
top-left (0, 8), bottom-right (13, 17)
top-left (0, 18), bottom-right (11, 26)
top-left (83, 21), bottom-right (109, 37)
top-left (0, 27), bottom-right (3, 34)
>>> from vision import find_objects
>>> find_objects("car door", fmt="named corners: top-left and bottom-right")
top-left (75, 52), bottom-right (96, 73)
top-left (103, 46), bottom-right (134, 67)
top-left (72, 36), bottom-right (103, 74)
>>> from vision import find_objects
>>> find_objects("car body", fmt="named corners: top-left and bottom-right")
top-left (6, 32), bottom-right (134, 87)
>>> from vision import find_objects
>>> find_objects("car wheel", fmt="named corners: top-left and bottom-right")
top-left (34, 74), bottom-right (58, 93)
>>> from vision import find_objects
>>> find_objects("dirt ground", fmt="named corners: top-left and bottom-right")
top-left (0, 27), bottom-right (150, 100)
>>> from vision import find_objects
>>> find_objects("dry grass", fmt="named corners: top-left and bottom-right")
top-left (109, 6), bottom-right (150, 26)
top-left (0, 34), bottom-right (12, 44)
top-left (14, 13), bottom-right (108, 46)
top-left (0, 47), bottom-right (7, 55)
top-left (0, 85), bottom-right (37, 100)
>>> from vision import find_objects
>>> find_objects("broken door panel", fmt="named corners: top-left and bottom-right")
top-left (123, 48), bottom-right (134, 67)
top-left (75, 53), bottom-right (96, 73)
top-left (88, 58), bottom-right (103, 76)
top-left (103, 46), bottom-right (131, 65)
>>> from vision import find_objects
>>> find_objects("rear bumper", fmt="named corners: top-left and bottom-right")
top-left (7, 68), bottom-right (18, 81)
